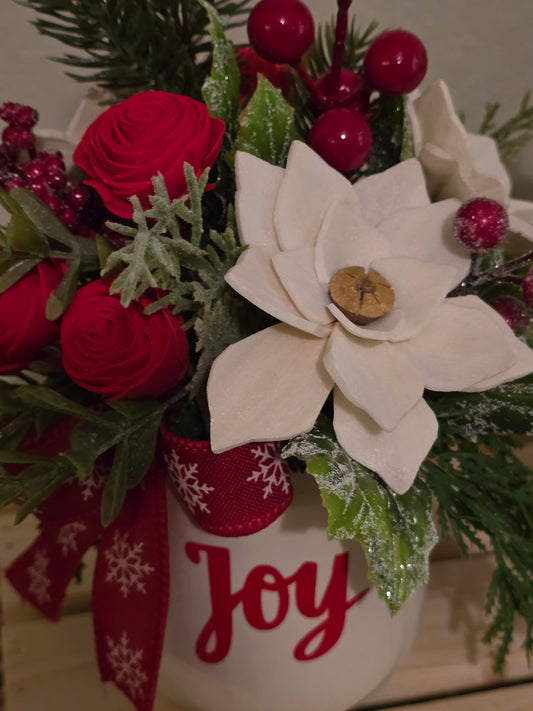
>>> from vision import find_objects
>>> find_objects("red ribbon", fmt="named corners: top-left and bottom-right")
top-left (5, 422), bottom-right (293, 710)
top-left (5, 420), bottom-right (169, 711)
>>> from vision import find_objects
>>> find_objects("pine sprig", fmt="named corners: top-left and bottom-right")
top-left (478, 91), bottom-right (533, 161)
top-left (18, 0), bottom-right (252, 98)
top-left (422, 430), bottom-right (533, 671)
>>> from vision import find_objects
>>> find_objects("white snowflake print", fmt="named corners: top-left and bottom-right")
top-left (165, 450), bottom-right (214, 514)
top-left (27, 548), bottom-right (52, 605)
top-left (56, 521), bottom-right (88, 557)
top-left (67, 461), bottom-right (106, 501)
top-left (104, 531), bottom-right (154, 598)
top-left (248, 444), bottom-right (291, 499)
top-left (106, 633), bottom-right (147, 699)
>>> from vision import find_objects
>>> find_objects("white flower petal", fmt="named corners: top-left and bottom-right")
top-left (235, 151), bottom-right (284, 249)
top-left (468, 134), bottom-right (511, 205)
top-left (272, 245), bottom-right (333, 325)
top-left (371, 257), bottom-right (458, 342)
top-left (208, 324), bottom-right (333, 452)
top-left (462, 300), bottom-right (533, 391)
top-left (226, 246), bottom-right (332, 337)
top-left (333, 389), bottom-right (438, 494)
top-left (510, 199), bottom-right (533, 224)
top-left (353, 158), bottom-right (430, 226)
top-left (395, 295), bottom-right (518, 391)
top-left (377, 199), bottom-right (470, 286)
top-left (314, 199), bottom-right (391, 285)
top-left (274, 141), bottom-right (356, 251)
top-left (413, 80), bottom-right (471, 164)
top-left (329, 303), bottom-right (405, 341)
top-left (324, 325), bottom-right (425, 431)
top-left (509, 213), bottom-right (533, 242)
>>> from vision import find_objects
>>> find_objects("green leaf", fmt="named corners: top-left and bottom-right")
top-left (198, 0), bottom-right (240, 139)
top-left (283, 416), bottom-right (437, 613)
top-left (15, 386), bottom-right (103, 423)
top-left (46, 257), bottom-right (80, 320)
top-left (101, 441), bottom-right (130, 527)
top-left (9, 188), bottom-right (77, 249)
top-left (0, 255), bottom-right (41, 294)
top-left (367, 96), bottom-right (409, 174)
top-left (107, 399), bottom-right (162, 420)
top-left (233, 76), bottom-right (300, 167)
top-left (124, 416), bottom-right (161, 488)
top-left (63, 449), bottom-right (97, 479)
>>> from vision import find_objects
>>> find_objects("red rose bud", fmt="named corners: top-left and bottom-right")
top-left (73, 91), bottom-right (225, 220)
top-left (0, 261), bottom-right (66, 374)
top-left (60, 280), bottom-right (189, 400)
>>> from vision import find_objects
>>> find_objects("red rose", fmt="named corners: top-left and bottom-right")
top-left (60, 280), bottom-right (189, 400)
top-left (73, 91), bottom-right (225, 219)
top-left (0, 260), bottom-right (65, 374)
top-left (237, 47), bottom-right (294, 104)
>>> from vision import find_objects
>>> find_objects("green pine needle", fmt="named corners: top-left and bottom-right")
top-left (478, 91), bottom-right (533, 161)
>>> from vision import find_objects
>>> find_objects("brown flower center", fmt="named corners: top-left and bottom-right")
top-left (329, 266), bottom-right (395, 325)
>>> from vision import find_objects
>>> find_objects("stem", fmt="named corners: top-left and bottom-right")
top-left (326, 0), bottom-right (352, 101)
top-left (451, 250), bottom-right (533, 295)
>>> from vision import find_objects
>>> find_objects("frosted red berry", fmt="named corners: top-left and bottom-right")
top-left (247, 0), bottom-right (314, 65)
top-left (0, 102), bottom-right (20, 124)
top-left (4, 174), bottom-right (26, 190)
top-left (522, 266), bottom-right (533, 308)
top-left (363, 30), bottom-right (427, 95)
top-left (46, 169), bottom-right (67, 192)
top-left (309, 108), bottom-right (372, 173)
top-left (2, 125), bottom-right (35, 151)
top-left (313, 69), bottom-right (366, 113)
top-left (14, 105), bottom-right (38, 129)
top-left (489, 295), bottom-right (530, 333)
top-left (453, 198), bottom-right (509, 252)
top-left (58, 205), bottom-right (78, 229)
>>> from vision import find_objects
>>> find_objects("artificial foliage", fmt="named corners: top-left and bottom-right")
top-left (2, 0), bottom-right (533, 681)
top-left (479, 91), bottom-right (533, 161)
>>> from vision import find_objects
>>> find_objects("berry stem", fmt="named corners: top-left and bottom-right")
top-left (451, 250), bottom-right (533, 294)
top-left (326, 0), bottom-right (352, 101)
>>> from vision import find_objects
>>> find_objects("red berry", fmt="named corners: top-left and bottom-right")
top-left (13, 105), bottom-right (38, 129)
top-left (58, 205), bottom-right (78, 229)
top-left (66, 185), bottom-right (91, 211)
top-left (453, 198), bottom-right (509, 252)
top-left (0, 102), bottom-right (20, 125)
top-left (489, 295), bottom-right (530, 333)
top-left (42, 151), bottom-right (66, 174)
top-left (21, 160), bottom-right (45, 180)
top-left (29, 176), bottom-right (51, 200)
top-left (309, 108), bottom-right (372, 173)
top-left (247, 0), bottom-right (314, 65)
top-left (313, 69), bottom-right (366, 113)
top-left (364, 30), bottom-right (427, 95)
top-left (4, 174), bottom-right (27, 190)
top-left (522, 266), bottom-right (533, 308)
top-left (46, 169), bottom-right (67, 192)
top-left (2, 125), bottom-right (35, 151)
top-left (43, 193), bottom-right (62, 213)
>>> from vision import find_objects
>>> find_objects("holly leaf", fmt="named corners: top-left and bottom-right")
top-left (199, 0), bottom-right (240, 140)
top-left (232, 76), bottom-right (300, 167)
top-left (283, 415), bottom-right (437, 613)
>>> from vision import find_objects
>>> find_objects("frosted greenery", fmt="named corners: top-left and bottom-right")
top-left (199, 0), bottom-right (240, 140)
top-left (282, 415), bottom-right (437, 614)
top-left (233, 77), bottom-right (300, 168)
top-left (101, 168), bottom-right (244, 398)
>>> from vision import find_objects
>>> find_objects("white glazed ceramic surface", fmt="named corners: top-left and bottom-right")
top-left (159, 472), bottom-right (424, 711)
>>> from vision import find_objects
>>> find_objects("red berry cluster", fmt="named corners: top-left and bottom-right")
top-left (0, 101), bottom-right (95, 236)
top-left (246, 0), bottom-right (427, 174)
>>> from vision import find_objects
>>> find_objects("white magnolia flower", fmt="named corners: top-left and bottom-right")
top-left (207, 142), bottom-right (533, 494)
top-left (408, 79), bottom-right (533, 239)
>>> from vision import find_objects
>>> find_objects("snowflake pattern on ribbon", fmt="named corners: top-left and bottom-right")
top-left (106, 632), bottom-right (148, 700)
top-left (104, 531), bottom-right (154, 598)
top-left (165, 449), bottom-right (214, 514)
top-left (56, 521), bottom-right (88, 557)
top-left (27, 548), bottom-right (52, 604)
top-left (67, 461), bottom-right (106, 501)
top-left (248, 443), bottom-right (292, 499)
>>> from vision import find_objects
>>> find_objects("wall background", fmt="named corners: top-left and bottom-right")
top-left (1, 0), bottom-right (532, 194)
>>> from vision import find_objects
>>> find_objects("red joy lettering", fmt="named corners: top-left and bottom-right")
top-left (185, 542), bottom-right (369, 664)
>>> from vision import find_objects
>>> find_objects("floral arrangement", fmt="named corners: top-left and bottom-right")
top-left (2, 0), bottom-right (533, 709)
